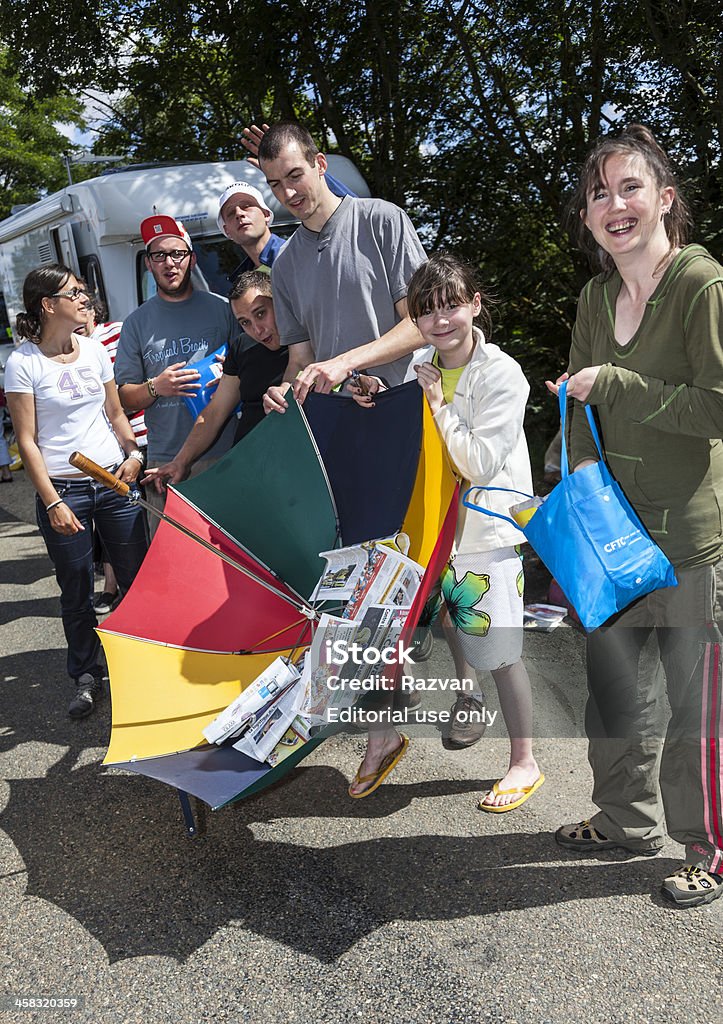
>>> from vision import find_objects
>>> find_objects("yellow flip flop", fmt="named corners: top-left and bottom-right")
top-left (478, 773), bottom-right (545, 813)
top-left (348, 734), bottom-right (410, 799)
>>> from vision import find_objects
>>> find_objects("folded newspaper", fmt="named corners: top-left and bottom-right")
top-left (300, 539), bottom-right (425, 723)
top-left (314, 538), bottom-right (423, 618)
top-left (204, 538), bottom-right (427, 755)
top-left (232, 677), bottom-right (306, 763)
top-left (202, 656), bottom-right (300, 746)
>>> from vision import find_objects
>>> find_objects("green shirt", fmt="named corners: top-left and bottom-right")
top-left (569, 244), bottom-right (723, 568)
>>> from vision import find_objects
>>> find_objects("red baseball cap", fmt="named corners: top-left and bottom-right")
top-left (140, 214), bottom-right (192, 251)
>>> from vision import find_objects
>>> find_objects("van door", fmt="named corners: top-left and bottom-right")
top-left (52, 223), bottom-right (80, 274)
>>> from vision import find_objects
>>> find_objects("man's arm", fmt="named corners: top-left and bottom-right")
top-left (294, 298), bottom-right (421, 402)
top-left (143, 374), bottom-right (242, 489)
top-left (263, 341), bottom-right (314, 414)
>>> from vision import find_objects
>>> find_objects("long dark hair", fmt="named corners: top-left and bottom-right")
top-left (406, 252), bottom-right (494, 339)
top-left (566, 124), bottom-right (693, 273)
top-left (16, 264), bottom-right (73, 344)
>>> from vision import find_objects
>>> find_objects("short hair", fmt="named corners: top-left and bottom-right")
top-left (16, 263), bottom-right (73, 344)
top-left (406, 252), bottom-right (493, 339)
top-left (566, 123), bottom-right (692, 273)
top-left (258, 122), bottom-right (320, 167)
top-left (229, 270), bottom-right (273, 302)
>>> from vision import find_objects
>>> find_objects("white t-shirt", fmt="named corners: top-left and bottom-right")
top-left (5, 335), bottom-right (124, 477)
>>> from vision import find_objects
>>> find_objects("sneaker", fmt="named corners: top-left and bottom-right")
top-left (94, 591), bottom-right (118, 615)
top-left (555, 819), bottom-right (661, 857)
top-left (661, 864), bottom-right (723, 907)
top-left (447, 693), bottom-right (488, 748)
top-left (393, 687), bottom-right (422, 712)
top-left (68, 673), bottom-right (102, 719)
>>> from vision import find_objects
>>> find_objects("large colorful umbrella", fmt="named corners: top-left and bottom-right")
top-left (89, 382), bottom-right (458, 819)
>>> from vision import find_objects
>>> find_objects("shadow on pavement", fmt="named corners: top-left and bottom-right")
top-left (0, 554), bottom-right (55, 587)
top-left (0, 655), bottom-right (674, 966)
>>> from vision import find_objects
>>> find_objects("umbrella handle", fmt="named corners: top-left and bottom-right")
top-left (69, 452), bottom-right (131, 497)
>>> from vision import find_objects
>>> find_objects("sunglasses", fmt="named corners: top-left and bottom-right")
top-left (50, 287), bottom-right (88, 301)
top-left (147, 249), bottom-right (192, 264)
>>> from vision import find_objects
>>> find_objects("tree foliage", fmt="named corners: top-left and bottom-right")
top-left (0, 48), bottom-right (88, 220)
top-left (1, 0), bottom-right (721, 447)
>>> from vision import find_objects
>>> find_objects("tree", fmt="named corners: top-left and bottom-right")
top-left (1, 0), bottom-right (720, 454)
top-left (0, 47), bottom-right (88, 220)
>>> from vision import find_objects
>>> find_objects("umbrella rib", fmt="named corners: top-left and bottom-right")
top-left (296, 398), bottom-right (342, 543)
top-left (134, 492), bottom-right (315, 616)
top-left (171, 488), bottom-right (315, 610)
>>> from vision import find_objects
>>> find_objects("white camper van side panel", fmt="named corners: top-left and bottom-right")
top-left (0, 155), bottom-right (370, 340)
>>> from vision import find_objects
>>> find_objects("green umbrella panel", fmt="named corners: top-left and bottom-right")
top-left (177, 397), bottom-right (340, 601)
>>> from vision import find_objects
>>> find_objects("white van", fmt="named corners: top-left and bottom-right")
top-left (0, 156), bottom-right (369, 340)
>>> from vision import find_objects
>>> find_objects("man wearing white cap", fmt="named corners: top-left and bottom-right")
top-left (217, 181), bottom-right (285, 276)
top-left (114, 214), bottom-right (242, 532)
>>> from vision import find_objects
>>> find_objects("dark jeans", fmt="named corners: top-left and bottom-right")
top-left (37, 476), bottom-right (147, 681)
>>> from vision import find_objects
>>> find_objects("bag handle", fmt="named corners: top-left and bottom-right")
top-left (462, 381), bottom-right (605, 527)
top-left (461, 485), bottom-right (534, 530)
top-left (559, 379), bottom-right (604, 478)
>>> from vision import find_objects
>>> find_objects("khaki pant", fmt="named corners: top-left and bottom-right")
top-left (586, 563), bottom-right (723, 872)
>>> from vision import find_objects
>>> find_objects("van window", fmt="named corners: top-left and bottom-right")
top-left (79, 256), bottom-right (108, 313)
top-left (0, 293), bottom-right (11, 341)
top-left (137, 251), bottom-right (157, 304)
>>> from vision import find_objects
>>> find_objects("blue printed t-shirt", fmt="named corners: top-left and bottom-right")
top-left (114, 290), bottom-right (243, 462)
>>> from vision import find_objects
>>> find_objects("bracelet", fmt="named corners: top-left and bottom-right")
top-left (126, 449), bottom-right (145, 465)
top-left (146, 377), bottom-right (158, 399)
top-left (45, 499), bottom-right (65, 512)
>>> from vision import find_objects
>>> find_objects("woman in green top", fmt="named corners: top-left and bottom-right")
top-left (547, 124), bottom-right (723, 908)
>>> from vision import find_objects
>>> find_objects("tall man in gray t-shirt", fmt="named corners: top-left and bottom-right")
top-left (256, 123), bottom-right (426, 796)
top-left (258, 123), bottom-right (426, 413)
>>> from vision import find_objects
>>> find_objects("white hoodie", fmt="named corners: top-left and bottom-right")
top-left (406, 327), bottom-right (533, 555)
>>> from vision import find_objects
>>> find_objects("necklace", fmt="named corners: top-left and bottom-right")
top-left (44, 340), bottom-right (76, 362)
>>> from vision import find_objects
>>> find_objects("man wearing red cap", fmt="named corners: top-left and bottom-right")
top-left (114, 214), bottom-right (243, 532)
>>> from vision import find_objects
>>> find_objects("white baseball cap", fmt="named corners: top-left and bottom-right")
top-left (216, 182), bottom-right (274, 233)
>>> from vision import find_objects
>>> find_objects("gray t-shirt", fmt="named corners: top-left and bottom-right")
top-left (271, 196), bottom-right (426, 386)
top-left (114, 290), bottom-right (242, 462)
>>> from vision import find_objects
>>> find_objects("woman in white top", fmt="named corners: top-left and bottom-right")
top-left (5, 264), bottom-right (147, 719)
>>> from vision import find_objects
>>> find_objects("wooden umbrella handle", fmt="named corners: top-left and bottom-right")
top-left (69, 452), bottom-right (131, 497)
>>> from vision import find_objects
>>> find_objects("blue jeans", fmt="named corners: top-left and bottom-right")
top-left (37, 476), bottom-right (148, 680)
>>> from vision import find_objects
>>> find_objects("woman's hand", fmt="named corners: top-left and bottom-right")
top-left (414, 362), bottom-right (444, 414)
top-left (348, 374), bottom-right (383, 408)
top-left (48, 501), bottom-right (84, 535)
top-left (545, 367), bottom-right (601, 402)
top-left (115, 457), bottom-right (142, 485)
top-left (263, 381), bottom-right (293, 415)
top-left (544, 371), bottom-right (569, 396)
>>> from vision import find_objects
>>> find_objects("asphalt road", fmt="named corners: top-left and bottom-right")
top-left (1, 469), bottom-right (721, 1024)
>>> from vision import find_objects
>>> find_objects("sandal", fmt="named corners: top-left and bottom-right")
top-left (348, 734), bottom-right (409, 799)
top-left (555, 819), bottom-right (660, 857)
top-left (661, 864), bottom-right (723, 907)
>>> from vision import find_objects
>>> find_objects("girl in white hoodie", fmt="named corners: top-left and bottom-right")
top-left (350, 253), bottom-right (543, 810)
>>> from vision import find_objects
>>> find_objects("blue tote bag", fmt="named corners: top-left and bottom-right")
top-left (463, 381), bottom-right (677, 632)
